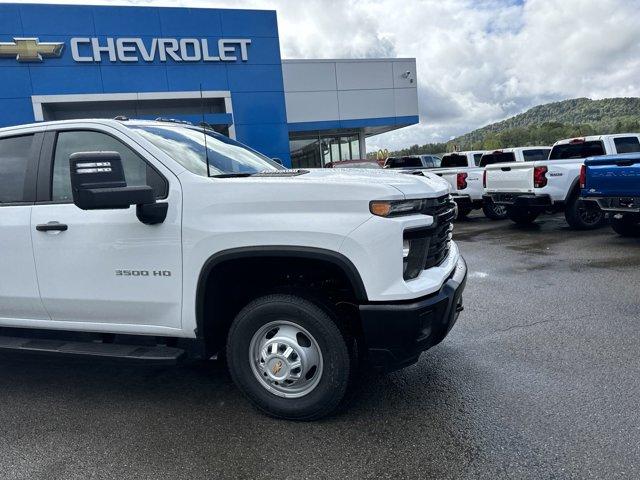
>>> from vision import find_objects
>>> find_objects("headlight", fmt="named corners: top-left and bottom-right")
top-left (370, 199), bottom-right (424, 217)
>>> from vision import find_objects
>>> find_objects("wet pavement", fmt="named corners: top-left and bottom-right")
top-left (1, 212), bottom-right (639, 479)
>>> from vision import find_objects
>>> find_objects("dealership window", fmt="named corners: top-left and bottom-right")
top-left (290, 133), bottom-right (362, 168)
top-left (290, 137), bottom-right (323, 168)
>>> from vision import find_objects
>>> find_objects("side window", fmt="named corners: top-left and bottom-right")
top-left (473, 153), bottom-right (483, 166)
top-left (614, 136), bottom-right (640, 154)
top-left (0, 134), bottom-right (37, 204)
top-left (51, 130), bottom-right (167, 202)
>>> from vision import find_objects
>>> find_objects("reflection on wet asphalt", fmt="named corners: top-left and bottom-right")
top-left (1, 212), bottom-right (638, 479)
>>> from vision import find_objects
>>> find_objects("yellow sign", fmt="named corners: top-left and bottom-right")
top-left (376, 149), bottom-right (389, 160)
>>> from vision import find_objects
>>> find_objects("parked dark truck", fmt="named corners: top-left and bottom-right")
top-left (581, 154), bottom-right (640, 237)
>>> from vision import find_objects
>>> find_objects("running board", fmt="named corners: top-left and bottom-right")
top-left (0, 336), bottom-right (185, 364)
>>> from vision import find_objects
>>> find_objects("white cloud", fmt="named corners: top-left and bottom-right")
top-left (8, 0), bottom-right (640, 151)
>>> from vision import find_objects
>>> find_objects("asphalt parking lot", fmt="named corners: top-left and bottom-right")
top-left (1, 212), bottom-right (639, 480)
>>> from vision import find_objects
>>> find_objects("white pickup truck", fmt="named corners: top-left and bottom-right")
top-left (429, 147), bottom-right (550, 220)
top-left (0, 118), bottom-right (467, 420)
top-left (483, 134), bottom-right (640, 228)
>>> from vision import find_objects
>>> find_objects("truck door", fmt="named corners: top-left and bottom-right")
top-left (30, 128), bottom-right (182, 334)
top-left (0, 132), bottom-right (51, 324)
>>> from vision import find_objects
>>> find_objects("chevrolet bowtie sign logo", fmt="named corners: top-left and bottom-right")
top-left (0, 38), bottom-right (64, 62)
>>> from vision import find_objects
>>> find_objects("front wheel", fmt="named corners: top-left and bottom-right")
top-left (565, 197), bottom-right (605, 230)
top-left (507, 207), bottom-right (540, 225)
top-left (611, 214), bottom-right (640, 237)
top-left (482, 202), bottom-right (508, 220)
top-left (226, 294), bottom-right (352, 421)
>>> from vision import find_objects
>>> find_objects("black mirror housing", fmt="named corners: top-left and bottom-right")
top-left (70, 151), bottom-right (155, 210)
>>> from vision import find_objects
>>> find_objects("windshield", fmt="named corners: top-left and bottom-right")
top-left (549, 141), bottom-right (605, 159)
top-left (421, 156), bottom-right (441, 168)
top-left (441, 154), bottom-right (468, 168)
top-left (385, 156), bottom-right (422, 168)
top-left (523, 148), bottom-right (551, 161)
top-left (132, 125), bottom-right (282, 176)
top-left (479, 152), bottom-right (516, 167)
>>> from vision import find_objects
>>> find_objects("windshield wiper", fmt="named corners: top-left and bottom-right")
top-left (210, 172), bottom-right (255, 178)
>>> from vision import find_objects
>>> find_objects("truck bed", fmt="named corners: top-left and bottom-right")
top-left (583, 154), bottom-right (640, 197)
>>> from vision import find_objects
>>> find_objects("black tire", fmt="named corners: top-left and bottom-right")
top-left (226, 294), bottom-right (352, 421)
top-left (507, 207), bottom-right (540, 225)
top-left (456, 206), bottom-right (473, 219)
top-left (482, 202), bottom-right (508, 220)
top-left (564, 196), bottom-right (605, 230)
top-left (611, 215), bottom-right (640, 237)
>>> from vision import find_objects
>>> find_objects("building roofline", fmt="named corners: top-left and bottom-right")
top-left (282, 58), bottom-right (416, 64)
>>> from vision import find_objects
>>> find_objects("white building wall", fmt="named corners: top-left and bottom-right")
top-left (282, 58), bottom-right (418, 124)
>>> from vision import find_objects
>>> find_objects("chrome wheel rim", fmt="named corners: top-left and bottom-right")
top-left (249, 321), bottom-right (324, 398)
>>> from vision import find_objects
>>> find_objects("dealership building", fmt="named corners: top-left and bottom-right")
top-left (0, 3), bottom-right (418, 167)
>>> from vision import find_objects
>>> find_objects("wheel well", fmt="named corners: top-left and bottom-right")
top-left (196, 252), bottom-right (366, 354)
top-left (565, 177), bottom-right (581, 202)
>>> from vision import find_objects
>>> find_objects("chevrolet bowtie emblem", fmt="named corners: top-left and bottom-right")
top-left (271, 360), bottom-right (283, 375)
top-left (0, 38), bottom-right (64, 62)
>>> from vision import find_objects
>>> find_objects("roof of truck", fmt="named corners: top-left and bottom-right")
top-left (553, 133), bottom-right (640, 146)
top-left (481, 146), bottom-right (550, 154)
top-left (0, 118), bottom-right (201, 134)
top-left (442, 150), bottom-right (488, 156)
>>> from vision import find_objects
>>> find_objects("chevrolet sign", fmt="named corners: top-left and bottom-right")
top-left (71, 38), bottom-right (251, 63)
top-left (0, 38), bottom-right (64, 62)
top-left (0, 37), bottom-right (251, 63)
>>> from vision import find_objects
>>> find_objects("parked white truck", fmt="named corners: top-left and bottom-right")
top-left (0, 118), bottom-right (467, 420)
top-left (483, 134), bottom-right (640, 227)
top-left (430, 147), bottom-right (550, 220)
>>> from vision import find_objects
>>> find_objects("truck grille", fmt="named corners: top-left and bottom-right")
top-left (422, 195), bottom-right (456, 269)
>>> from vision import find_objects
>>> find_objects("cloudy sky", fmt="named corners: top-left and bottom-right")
top-left (7, 0), bottom-right (640, 151)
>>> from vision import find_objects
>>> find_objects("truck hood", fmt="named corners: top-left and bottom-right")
top-left (252, 168), bottom-right (451, 199)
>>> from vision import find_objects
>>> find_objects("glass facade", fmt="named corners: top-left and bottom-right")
top-left (290, 133), bottom-right (362, 168)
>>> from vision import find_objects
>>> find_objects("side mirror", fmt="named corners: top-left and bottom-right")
top-left (70, 152), bottom-right (166, 224)
top-left (70, 151), bottom-right (154, 209)
top-left (272, 157), bottom-right (283, 166)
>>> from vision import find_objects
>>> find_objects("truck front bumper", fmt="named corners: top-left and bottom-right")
top-left (359, 256), bottom-right (467, 372)
top-left (483, 193), bottom-right (552, 209)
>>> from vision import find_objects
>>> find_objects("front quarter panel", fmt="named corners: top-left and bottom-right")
top-left (179, 173), bottom-right (390, 333)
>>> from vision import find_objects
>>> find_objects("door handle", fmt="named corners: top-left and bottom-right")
top-left (36, 222), bottom-right (68, 232)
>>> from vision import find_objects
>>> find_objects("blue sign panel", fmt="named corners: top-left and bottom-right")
top-left (0, 4), bottom-right (291, 163)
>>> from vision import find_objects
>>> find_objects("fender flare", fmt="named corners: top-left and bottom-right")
top-left (194, 246), bottom-right (368, 336)
top-left (563, 175), bottom-right (581, 203)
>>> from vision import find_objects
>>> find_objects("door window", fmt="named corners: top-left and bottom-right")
top-left (0, 134), bottom-right (37, 203)
top-left (614, 136), bottom-right (640, 154)
top-left (51, 130), bottom-right (167, 202)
